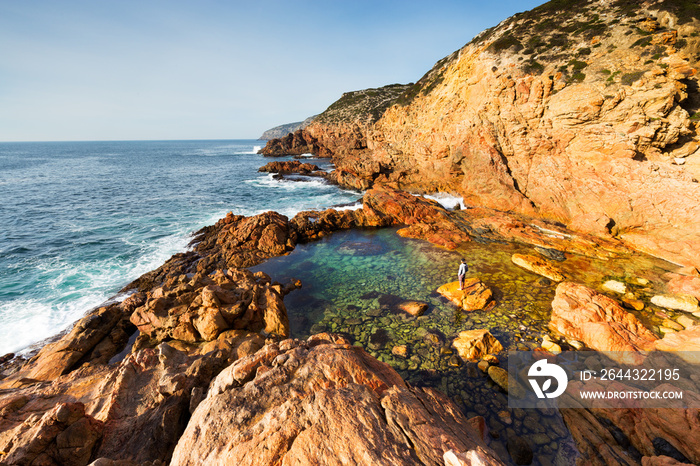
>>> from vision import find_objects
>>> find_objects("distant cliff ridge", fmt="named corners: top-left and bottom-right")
top-left (259, 115), bottom-right (317, 140)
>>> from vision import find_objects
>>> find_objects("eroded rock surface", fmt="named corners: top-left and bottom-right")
top-left (550, 282), bottom-right (657, 359)
top-left (171, 334), bottom-right (503, 466)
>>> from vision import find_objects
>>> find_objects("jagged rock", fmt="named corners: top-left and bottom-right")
top-left (550, 282), bottom-right (657, 362)
top-left (170, 334), bottom-right (501, 465)
top-left (642, 456), bottom-right (695, 466)
top-left (437, 279), bottom-right (494, 311)
top-left (258, 160), bottom-right (321, 175)
top-left (130, 269), bottom-right (290, 342)
top-left (511, 254), bottom-right (565, 282)
top-left (452, 329), bottom-right (503, 361)
top-left (651, 294), bottom-right (700, 313)
top-left (622, 293), bottom-right (645, 311)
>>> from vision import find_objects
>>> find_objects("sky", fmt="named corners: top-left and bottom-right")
top-left (0, 0), bottom-right (545, 141)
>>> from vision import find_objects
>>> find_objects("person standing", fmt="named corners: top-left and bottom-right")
top-left (458, 258), bottom-right (468, 290)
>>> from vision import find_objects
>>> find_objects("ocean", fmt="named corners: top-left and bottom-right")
top-left (0, 139), bottom-right (361, 355)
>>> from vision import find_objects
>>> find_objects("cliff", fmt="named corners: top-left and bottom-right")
top-left (258, 115), bottom-right (317, 140)
top-left (264, 0), bottom-right (700, 269)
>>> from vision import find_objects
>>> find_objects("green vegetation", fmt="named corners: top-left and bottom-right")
top-left (569, 59), bottom-right (588, 70)
top-left (676, 38), bottom-right (688, 49)
top-left (523, 59), bottom-right (545, 75)
top-left (577, 47), bottom-right (591, 56)
top-left (316, 83), bottom-right (412, 124)
top-left (488, 35), bottom-right (523, 53)
top-left (571, 72), bottom-right (586, 83)
top-left (600, 69), bottom-right (611, 75)
top-left (621, 70), bottom-right (644, 86)
top-left (691, 112), bottom-right (700, 121)
top-left (631, 36), bottom-right (653, 48)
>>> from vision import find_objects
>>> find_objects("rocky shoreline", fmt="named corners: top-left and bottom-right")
top-left (1, 172), bottom-right (699, 464)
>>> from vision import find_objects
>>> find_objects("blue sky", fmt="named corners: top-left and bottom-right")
top-left (0, 0), bottom-right (544, 141)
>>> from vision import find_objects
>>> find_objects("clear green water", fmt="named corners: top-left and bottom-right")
top-left (252, 226), bottom-right (678, 463)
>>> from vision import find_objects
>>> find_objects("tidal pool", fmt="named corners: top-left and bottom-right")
top-left (251, 226), bottom-right (678, 463)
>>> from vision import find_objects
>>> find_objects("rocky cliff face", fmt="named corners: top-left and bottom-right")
top-left (266, 0), bottom-right (700, 269)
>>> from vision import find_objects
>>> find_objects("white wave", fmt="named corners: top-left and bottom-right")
top-left (244, 174), bottom-right (331, 191)
top-left (333, 202), bottom-right (364, 211)
top-left (0, 295), bottom-right (106, 355)
top-left (422, 192), bottom-right (466, 210)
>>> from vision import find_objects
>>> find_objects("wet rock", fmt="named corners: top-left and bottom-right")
top-left (452, 329), bottom-right (504, 361)
top-left (477, 360), bottom-right (490, 373)
top-left (651, 294), bottom-right (700, 313)
top-left (437, 279), bottom-right (494, 311)
top-left (398, 301), bottom-right (429, 317)
top-left (488, 366), bottom-right (526, 398)
top-left (550, 282), bottom-right (657, 362)
top-left (534, 247), bottom-right (566, 262)
top-left (662, 319), bottom-right (685, 332)
top-left (622, 293), bottom-right (645, 311)
top-left (511, 254), bottom-right (565, 282)
top-left (541, 337), bottom-right (561, 354)
top-left (506, 434), bottom-right (534, 465)
top-left (602, 280), bottom-right (627, 294)
top-left (171, 335), bottom-right (501, 465)
top-left (392, 345), bottom-right (408, 358)
top-left (258, 160), bottom-right (321, 175)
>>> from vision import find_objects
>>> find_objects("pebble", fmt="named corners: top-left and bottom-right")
top-left (477, 360), bottom-right (490, 373)
top-left (602, 280), bottom-right (627, 294)
top-left (662, 319), bottom-right (684, 331)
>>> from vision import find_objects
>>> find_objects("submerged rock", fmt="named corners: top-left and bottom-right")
top-left (511, 254), bottom-right (565, 282)
top-left (452, 329), bottom-right (504, 361)
top-left (398, 301), bottom-right (429, 316)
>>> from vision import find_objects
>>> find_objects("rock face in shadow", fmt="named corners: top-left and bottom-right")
top-left (170, 333), bottom-right (504, 466)
top-left (258, 160), bottom-right (321, 175)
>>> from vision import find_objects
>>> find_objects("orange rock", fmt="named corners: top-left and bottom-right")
top-left (550, 282), bottom-right (657, 363)
top-left (452, 329), bottom-right (504, 361)
top-left (511, 253), bottom-right (565, 282)
top-left (437, 279), bottom-right (494, 311)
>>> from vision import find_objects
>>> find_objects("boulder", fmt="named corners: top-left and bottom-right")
top-left (651, 294), bottom-right (700, 313)
top-left (511, 254), bottom-right (565, 282)
top-left (398, 301), bottom-right (429, 317)
top-left (452, 329), bottom-right (504, 361)
top-left (437, 279), bottom-right (494, 311)
top-left (170, 334), bottom-right (502, 465)
top-left (550, 282), bottom-right (657, 363)
top-left (666, 274), bottom-right (700, 300)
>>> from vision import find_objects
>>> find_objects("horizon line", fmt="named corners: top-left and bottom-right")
top-left (0, 137), bottom-right (268, 144)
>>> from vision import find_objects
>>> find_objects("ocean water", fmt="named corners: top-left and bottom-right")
top-left (0, 140), bottom-right (361, 355)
